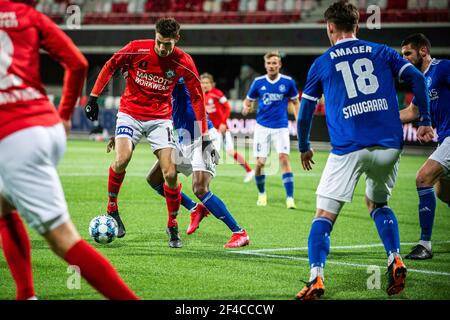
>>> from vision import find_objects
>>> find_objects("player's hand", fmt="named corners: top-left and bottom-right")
top-left (218, 124), bottom-right (227, 134)
top-left (120, 63), bottom-right (130, 79)
top-left (202, 134), bottom-right (220, 165)
top-left (416, 126), bottom-right (434, 144)
top-left (242, 105), bottom-right (249, 116)
top-left (301, 149), bottom-right (315, 171)
top-left (106, 136), bottom-right (115, 153)
top-left (85, 96), bottom-right (99, 121)
top-left (62, 119), bottom-right (71, 137)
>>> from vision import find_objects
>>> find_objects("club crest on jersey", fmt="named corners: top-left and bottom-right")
top-left (165, 69), bottom-right (176, 79)
top-left (116, 126), bottom-right (134, 137)
top-left (426, 76), bottom-right (433, 88)
top-left (138, 61), bottom-right (148, 69)
top-left (279, 84), bottom-right (286, 92)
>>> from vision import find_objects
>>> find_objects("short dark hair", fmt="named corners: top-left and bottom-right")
top-left (401, 33), bottom-right (431, 53)
top-left (324, 1), bottom-right (359, 33)
top-left (155, 17), bottom-right (180, 38)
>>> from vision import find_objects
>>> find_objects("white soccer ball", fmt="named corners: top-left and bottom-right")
top-left (88, 215), bottom-right (118, 244)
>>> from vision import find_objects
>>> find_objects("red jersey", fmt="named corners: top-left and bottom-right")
top-left (204, 87), bottom-right (231, 129)
top-left (91, 40), bottom-right (207, 134)
top-left (0, 0), bottom-right (88, 140)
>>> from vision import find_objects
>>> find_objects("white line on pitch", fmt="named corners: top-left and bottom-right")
top-left (235, 240), bottom-right (450, 254)
top-left (58, 171), bottom-right (423, 178)
top-left (229, 251), bottom-right (450, 277)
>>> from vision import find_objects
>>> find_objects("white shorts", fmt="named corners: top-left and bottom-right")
top-left (0, 124), bottom-right (70, 234)
top-left (316, 147), bottom-right (402, 209)
top-left (429, 136), bottom-right (450, 179)
top-left (175, 137), bottom-right (216, 177)
top-left (211, 130), bottom-right (234, 153)
top-left (253, 123), bottom-right (290, 158)
top-left (115, 112), bottom-right (176, 152)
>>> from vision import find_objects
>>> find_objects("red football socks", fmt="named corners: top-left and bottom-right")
top-left (107, 166), bottom-right (126, 213)
top-left (163, 184), bottom-right (182, 228)
top-left (64, 239), bottom-right (139, 300)
top-left (233, 151), bottom-right (252, 172)
top-left (0, 211), bottom-right (35, 300)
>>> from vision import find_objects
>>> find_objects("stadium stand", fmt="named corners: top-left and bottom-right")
top-left (37, 0), bottom-right (449, 24)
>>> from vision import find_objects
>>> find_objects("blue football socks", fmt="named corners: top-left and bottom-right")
top-left (371, 207), bottom-right (400, 256)
top-left (417, 187), bottom-right (436, 241)
top-left (199, 191), bottom-right (241, 232)
top-left (255, 175), bottom-right (266, 194)
top-left (308, 217), bottom-right (333, 269)
top-left (282, 172), bottom-right (294, 198)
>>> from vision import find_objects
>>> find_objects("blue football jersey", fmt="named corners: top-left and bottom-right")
top-left (413, 59), bottom-right (450, 144)
top-left (172, 78), bottom-right (214, 144)
top-left (302, 38), bottom-right (412, 155)
top-left (246, 74), bottom-right (299, 129)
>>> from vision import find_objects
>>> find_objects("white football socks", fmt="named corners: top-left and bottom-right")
top-left (419, 240), bottom-right (432, 252)
top-left (309, 266), bottom-right (324, 282)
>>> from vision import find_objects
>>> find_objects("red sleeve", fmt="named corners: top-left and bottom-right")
top-left (216, 89), bottom-right (231, 125)
top-left (37, 12), bottom-right (88, 120)
top-left (91, 42), bottom-right (134, 97)
top-left (180, 54), bottom-right (207, 134)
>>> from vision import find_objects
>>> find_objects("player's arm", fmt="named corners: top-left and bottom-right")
top-left (242, 98), bottom-right (254, 116)
top-left (400, 66), bottom-right (430, 125)
top-left (399, 102), bottom-right (419, 124)
top-left (400, 66), bottom-right (433, 143)
top-left (182, 55), bottom-right (208, 136)
top-left (218, 92), bottom-right (231, 133)
top-left (297, 97), bottom-right (317, 171)
top-left (297, 60), bottom-right (322, 170)
top-left (287, 79), bottom-right (300, 121)
top-left (183, 60), bottom-right (219, 164)
top-left (37, 12), bottom-right (88, 133)
top-left (242, 80), bottom-right (259, 116)
top-left (387, 47), bottom-right (433, 142)
top-left (290, 97), bottom-right (300, 121)
top-left (85, 42), bottom-right (134, 121)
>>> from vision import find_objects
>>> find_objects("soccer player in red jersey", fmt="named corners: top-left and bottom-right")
top-left (201, 73), bottom-right (255, 183)
top-left (84, 18), bottom-right (208, 244)
top-left (0, 0), bottom-right (139, 299)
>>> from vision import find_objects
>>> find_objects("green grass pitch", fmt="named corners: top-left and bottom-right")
top-left (1, 139), bottom-right (449, 300)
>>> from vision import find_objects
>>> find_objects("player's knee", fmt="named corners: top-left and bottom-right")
top-left (416, 170), bottom-right (433, 188)
top-left (44, 221), bottom-right (81, 258)
top-left (161, 166), bottom-right (177, 185)
top-left (278, 153), bottom-right (289, 163)
top-left (256, 159), bottom-right (265, 169)
top-left (193, 183), bottom-right (209, 198)
top-left (279, 153), bottom-right (288, 162)
top-left (113, 156), bottom-right (131, 172)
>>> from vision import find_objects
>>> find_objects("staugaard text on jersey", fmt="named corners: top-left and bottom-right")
top-left (343, 98), bottom-right (389, 119)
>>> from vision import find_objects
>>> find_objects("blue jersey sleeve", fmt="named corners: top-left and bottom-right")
top-left (403, 64), bottom-right (431, 126)
top-left (288, 79), bottom-right (299, 99)
top-left (297, 98), bottom-right (317, 152)
top-left (302, 60), bottom-right (322, 102)
top-left (383, 46), bottom-right (413, 79)
top-left (246, 80), bottom-right (259, 100)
